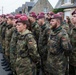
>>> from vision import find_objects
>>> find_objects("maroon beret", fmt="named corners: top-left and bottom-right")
top-left (37, 14), bottom-right (45, 20)
top-left (16, 16), bottom-right (28, 23)
top-left (7, 14), bottom-right (14, 19)
top-left (30, 12), bottom-right (36, 14)
top-left (49, 12), bottom-right (54, 16)
top-left (57, 12), bottom-right (64, 16)
top-left (39, 12), bottom-right (45, 15)
top-left (47, 12), bottom-right (54, 16)
top-left (51, 14), bottom-right (62, 20)
top-left (72, 9), bottom-right (76, 15)
top-left (29, 12), bottom-right (37, 18)
top-left (22, 14), bottom-right (27, 16)
top-left (15, 14), bottom-right (22, 19)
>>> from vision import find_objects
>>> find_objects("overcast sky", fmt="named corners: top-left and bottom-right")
top-left (0, 0), bottom-right (58, 14)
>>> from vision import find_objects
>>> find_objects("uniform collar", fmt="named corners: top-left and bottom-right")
top-left (41, 23), bottom-right (46, 29)
top-left (32, 21), bottom-right (37, 27)
top-left (53, 26), bottom-right (62, 34)
top-left (19, 29), bottom-right (31, 35)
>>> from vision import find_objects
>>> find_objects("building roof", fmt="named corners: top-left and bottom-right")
top-left (15, 7), bottom-right (22, 12)
top-left (25, 2), bottom-right (35, 7)
top-left (15, 2), bottom-right (35, 13)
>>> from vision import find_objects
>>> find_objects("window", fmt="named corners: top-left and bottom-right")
top-left (64, 0), bottom-right (71, 3)
top-left (28, 6), bottom-right (32, 12)
top-left (64, 10), bottom-right (71, 20)
top-left (43, 7), bottom-right (48, 13)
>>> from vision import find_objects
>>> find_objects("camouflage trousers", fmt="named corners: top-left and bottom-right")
top-left (44, 54), bottom-right (66, 75)
top-left (15, 57), bottom-right (33, 75)
top-left (2, 40), bottom-right (5, 53)
top-left (10, 53), bottom-right (17, 75)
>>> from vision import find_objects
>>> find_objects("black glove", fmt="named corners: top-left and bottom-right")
top-left (64, 50), bottom-right (71, 56)
top-left (36, 62), bottom-right (41, 69)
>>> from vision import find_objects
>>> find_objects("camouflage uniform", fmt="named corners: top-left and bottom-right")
top-left (61, 21), bottom-right (70, 35)
top-left (31, 21), bottom-right (41, 75)
top-left (10, 29), bottom-right (17, 75)
top-left (69, 25), bottom-right (76, 75)
top-left (5, 24), bottom-right (16, 60)
top-left (31, 21), bottom-right (40, 42)
top-left (45, 26), bottom-right (72, 75)
top-left (1, 22), bottom-right (7, 53)
top-left (0, 22), bottom-right (4, 43)
top-left (38, 22), bottom-right (50, 74)
top-left (10, 29), bottom-right (40, 75)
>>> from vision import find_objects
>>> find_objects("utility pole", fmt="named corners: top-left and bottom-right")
top-left (2, 6), bottom-right (3, 14)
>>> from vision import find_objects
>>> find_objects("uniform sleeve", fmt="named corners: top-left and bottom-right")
top-left (5, 27), bottom-right (15, 56)
top-left (10, 31), bottom-right (17, 64)
top-left (61, 32), bottom-right (72, 51)
top-left (26, 34), bottom-right (40, 63)
top-left (34, 23), bottom-right (40, 41)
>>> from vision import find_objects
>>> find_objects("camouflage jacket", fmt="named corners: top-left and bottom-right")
top-left (46, 26), bottom-right (72, 74)
top-left (10, 29), bottom-right (40, 65)
top-left (31, 21), bottom-right (40, 42)
top-left (1, 22), bottom-right (7, 40)
top-left (0, 22), bottom-right (7, 52)
top-left (10, 29), bottom-right (40, 75)
top-left (38, 22), bottom-right (50, 60)
top-left (0, 22), bottom-right (5, 42)
top-left (5, 24), bottom-right (16, 56)
top-left (70, 25), bottom-right (76, 66)
top-left (61, 21), bottom-right (70, 35)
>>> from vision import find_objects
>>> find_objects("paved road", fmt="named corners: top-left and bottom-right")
top-left (0, 43), bottom-right (13, 75)
top-left (0, 53), bottom-right (12, 75)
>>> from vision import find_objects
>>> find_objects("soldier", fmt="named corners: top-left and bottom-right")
top-left (5, 14), bottom-right (16, 61)
top-left (29, 12), bottom-right (40, 42)
top-left (69, 9), bottom-right (76, 75)
top-left (66, 16), bottom-right (72, 32)
top-left (45, 14), bottom-right (72, 75)
top-left (29, 12), bottom-right (41, 75)
top-left (46, 12), bottom-right (54, 22)
top-left (57, 12), bottom-right (70, 34)
top-left (0, 14), bottom-right (7, 53)
top-left (10, 16), bottom-right (40, 75)
top-left (37, 14), bottom-right (50, 75)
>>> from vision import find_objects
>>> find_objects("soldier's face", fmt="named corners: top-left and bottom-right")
top-left (50, 19), bottom-right (57, 28)
top-left (72, 14), bottom-right (76, 24)
top-left (16, 22), bottom-right (26, 32)
top-left (7, 18), bottom-right (13, 25)
top-left (29, 16), bottom-right (34, 22)
top-left (37, 19), bottom-right (42, 26)
top-left (12, 19), bottom-right (17, 26)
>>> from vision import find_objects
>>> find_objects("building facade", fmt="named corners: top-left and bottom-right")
top-left (55, 0), bottom-right (76, 19)
top-left (30, 0), bottom-right (53, 14)
top-left (15, 0), bottom-right (53, 14)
